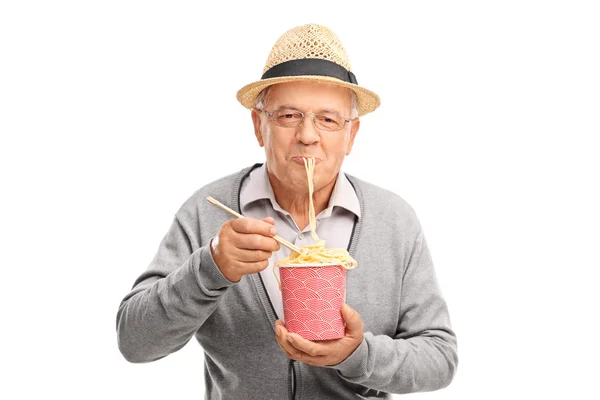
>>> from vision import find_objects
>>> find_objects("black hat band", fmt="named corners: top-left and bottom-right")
top-left (261, 58), bottom-right (358, 85)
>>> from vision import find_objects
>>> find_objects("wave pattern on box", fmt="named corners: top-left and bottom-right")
top-left (280, 265), bottom-right (347, 340)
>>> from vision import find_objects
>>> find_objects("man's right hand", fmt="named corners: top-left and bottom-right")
top-left (210, 217), bottom-right (280, 282)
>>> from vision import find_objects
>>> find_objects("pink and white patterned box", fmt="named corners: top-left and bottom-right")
top-left (279, 264), bottom-right (346, 341)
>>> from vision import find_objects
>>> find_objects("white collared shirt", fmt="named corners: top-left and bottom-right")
top-left (239, 163), bottom-right (360, 321)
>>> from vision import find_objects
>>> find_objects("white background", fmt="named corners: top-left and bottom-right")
top-left (1, 1), bottom-right (599, 399)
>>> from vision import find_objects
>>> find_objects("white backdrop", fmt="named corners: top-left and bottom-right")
top-left (1, 1), bottom-right (599, 399)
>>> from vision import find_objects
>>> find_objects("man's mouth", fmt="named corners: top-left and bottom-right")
top-left (291, 156), bottom-right (322, 164)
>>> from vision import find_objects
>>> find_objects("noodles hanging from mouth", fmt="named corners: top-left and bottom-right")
top-left (275, 157), bottom-right (357, 270)
top-left (305, 157), bottom-right (320, 242)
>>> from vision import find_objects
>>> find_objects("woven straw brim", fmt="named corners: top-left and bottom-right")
top-left (236, 75), bottom-right (381, 117)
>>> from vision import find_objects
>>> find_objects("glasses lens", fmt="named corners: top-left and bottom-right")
top-left (272, 109), bottom-right (304, 127)
top-left (314, 113), bottom-right (345, 131)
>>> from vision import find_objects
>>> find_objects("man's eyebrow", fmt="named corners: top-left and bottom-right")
top-left (315, 108), bottom-right (343, 115)
top-left (277, 104), bottom-right (301, 111)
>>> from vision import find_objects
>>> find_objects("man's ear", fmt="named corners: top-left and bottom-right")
top-left (345, 118), bottom-right (360, 155)
top-left (251, 109), bottom-right (265, 147)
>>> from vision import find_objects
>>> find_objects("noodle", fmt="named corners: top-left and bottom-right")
top-left (305, 157), bottom-right (320, 241)
top-left (275, 157), bottom-right (357, 270)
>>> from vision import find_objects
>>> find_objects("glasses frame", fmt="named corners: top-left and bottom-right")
top-left (257, 108), bottom-right (353, 132)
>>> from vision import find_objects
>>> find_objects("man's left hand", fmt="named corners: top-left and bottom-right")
top-left (274, 304), bottom-right (364, 367)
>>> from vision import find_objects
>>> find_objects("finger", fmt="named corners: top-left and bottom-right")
top-left (275, 323), bottom-right (305, 360)
top-left (262, 217), bottom-right (276, 226)
top-left (231, 217), bottom-right (277, 237)
top-left (233, 233), bottom-right (280, 252)
top-left (274, 320), bottom-right (287, 333)
top-left (341, 304), bottom-right (364, 337)
top-left (286, 332), bottom-right (327, 357)
top-left (232, 248), bottom-right (273, 263)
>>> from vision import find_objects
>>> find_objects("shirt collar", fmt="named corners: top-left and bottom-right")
top-left (240, 163), bottom-right (361, 219)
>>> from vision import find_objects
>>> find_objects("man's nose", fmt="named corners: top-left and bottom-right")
top-left (295, 115), bottom-right (320, 145)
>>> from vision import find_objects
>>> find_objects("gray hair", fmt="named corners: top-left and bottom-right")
top-left (254, 87), bottom-right (271, 111)
top-left (255, 85), bottom-right (359, 119)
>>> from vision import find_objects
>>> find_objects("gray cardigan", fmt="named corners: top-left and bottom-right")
top-left (116, 165), bottom-right (458, 399)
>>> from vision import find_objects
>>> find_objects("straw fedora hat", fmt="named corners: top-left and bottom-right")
top-left (236, 23), bottom-right (381, 117)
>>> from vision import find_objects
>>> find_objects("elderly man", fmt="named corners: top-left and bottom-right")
top-left (117, 24), bottom-right (457, 399)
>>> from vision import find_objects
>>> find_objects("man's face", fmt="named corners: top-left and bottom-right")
top-left (252, 81), bottom-right (360, 193)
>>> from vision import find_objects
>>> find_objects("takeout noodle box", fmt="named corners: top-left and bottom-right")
top-left (279, 264), bottom-right (346, 340)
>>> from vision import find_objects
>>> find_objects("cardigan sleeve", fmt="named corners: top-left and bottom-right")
top-left (116, 215), bottom-right (235, 363)
top-left (330, 227), bottom-right (458, 393)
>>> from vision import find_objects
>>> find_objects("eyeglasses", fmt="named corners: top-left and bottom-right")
top-left (257, 108), bottom-right (352, 131)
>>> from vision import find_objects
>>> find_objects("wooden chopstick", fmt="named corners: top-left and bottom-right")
top-left (206, 196), bottom-right (303, 254)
